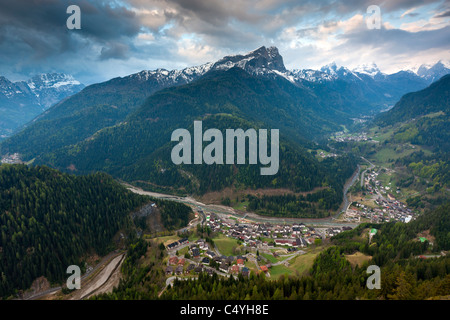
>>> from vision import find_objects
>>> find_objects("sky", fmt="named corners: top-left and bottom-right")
top-left (0, 0), bottom-right (449, 85)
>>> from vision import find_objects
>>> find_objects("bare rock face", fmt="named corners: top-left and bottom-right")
top-left (19, 276), bottom-right (51, 299)
top-left (212, 46), bottom-right (287, 75)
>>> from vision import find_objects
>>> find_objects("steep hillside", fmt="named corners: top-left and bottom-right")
top-left (32, 68), bottom-right (357, 217)
top-left (0, 164), bottom-right (192, 298)
top-left (375, 74), bottom-right (450, 126)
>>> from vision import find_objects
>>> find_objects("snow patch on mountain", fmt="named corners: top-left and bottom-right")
top-left (416, 60), bottom-right (450, 83)
top-left (352, 63), bottom-right (382, 78)
top-left (0, 73), bottom-right (84, 109)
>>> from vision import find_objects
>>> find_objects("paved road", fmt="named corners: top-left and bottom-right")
top-left (24, 250), bottom-right (124, 300)
top-left (360, 157), bottom-right (375, 188)
top-left (336, 164), bottom-right (361, 218)
top-left (270, 250), bottom-right (306, 266)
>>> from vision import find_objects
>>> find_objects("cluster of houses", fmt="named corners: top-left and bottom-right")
top-left (1, 153), bottom-right (22, 164)
top-left (318, 151), bottom-right (338, 158)
top-left (206, 214), bottom-right (344, 248)
top-left (166, 238), bottom-right (189, 251)
top-left (163, 218), bottom-right (356, 278)
top-left (373, 197), bottom-right (414, 223)
top-left (341, 169), bottom-right (417, 224)
top-left (344, 196), bottom-right (415, 224)
top-left (364, 170), bottom-right (401, 197)
top-left (333, 132), bottom-right (369, 142)
top-left (165, 238), bottom-right (252, 277)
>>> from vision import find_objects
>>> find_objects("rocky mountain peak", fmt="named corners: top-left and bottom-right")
top-left (211, 45), bottom-right (286, 74)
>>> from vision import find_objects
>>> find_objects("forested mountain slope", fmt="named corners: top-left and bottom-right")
top-left (0, 164), bottom-right (192, 298)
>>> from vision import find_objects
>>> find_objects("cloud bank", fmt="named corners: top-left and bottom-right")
top-left (0, 0), bottom-right (448, 84)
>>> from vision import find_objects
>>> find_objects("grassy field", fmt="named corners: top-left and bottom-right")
top-left (269, 264), bottom-right (294, 279)
top-left (233, 200), bottom-right (249, 211)
top-left (370, 126), bottom-right (395, 143)
top-left (268, 250), bottom-right (319, 280)
top-left (213, 234), bottom-right (240, 256)
top-left (260, 252), bottom-right (281, 264)
top-left (345, 251), bottom-right (372, 267)
top-left (177, 246), bottom-right (189, 256)
top-left (373, 146), bottom-right (416, 166)
top-left (377, 171), bottom-right (396, 190)
top-left (156, 234), bottom-right (180, 246)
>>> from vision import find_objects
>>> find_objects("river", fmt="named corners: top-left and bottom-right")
top-left (125, 166), bottom-right (362, 228)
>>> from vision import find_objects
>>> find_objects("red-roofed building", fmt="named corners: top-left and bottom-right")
top-left (260, 265), bottom-right (269, 273)
top-left (231, 265), bottom-right (240, 274)
top-left (237, 258), bottom-right (244, 267)
top-left (169, 256), bottom-right (178, 265)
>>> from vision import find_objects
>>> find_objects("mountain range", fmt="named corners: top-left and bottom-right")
top-left (0, 73), bottom-right (84, 138)
top-left (416, 61), bottom-right (450, 84)
top-left (2, 46), bottom-right (447, 159)
top-left (0, 46), bottom-right (449, 212)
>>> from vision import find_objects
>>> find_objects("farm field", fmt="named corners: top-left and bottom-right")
top-left (213, 234), bottom-right (241, 256)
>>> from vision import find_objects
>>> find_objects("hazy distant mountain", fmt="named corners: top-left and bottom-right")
top-left (352, 62), bottom-right (382, 78)
top-left (376, 74), bottom-right (450, 126)
top-left (416, 61), bottom-right (450, 84)
top-left (0, 73), bottom-right (84, 138)
top-left (26, 73), bottom-right (85, 108)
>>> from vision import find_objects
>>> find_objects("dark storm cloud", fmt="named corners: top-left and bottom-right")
top-left (0, 0), bottom-right (142, 66)
top-left (130, 0), bottom-right (447, 48)
top-left (99, 42), bottom-right (130, 60)
top-left (405, 12), bottom-right (420, 17)
top-left (435, 10), bottom-right (450, 18)
top-left (327, 0), bottom-right (444, 14)
top-left (337, 25), bottom-right (450, 55)
top-left (0, 0), bottom-right (448, 84)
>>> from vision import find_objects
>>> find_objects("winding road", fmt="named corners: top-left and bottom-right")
top-left (125, 163), bottom-right (362, 228)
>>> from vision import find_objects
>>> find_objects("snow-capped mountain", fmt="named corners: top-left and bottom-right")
top-left (0, 73), bottom-right (84, 109)
top-left (25, 73), bottom-right (84, 108)
top-left (416, 61), bottom-right (450, 84)
top-left (352, 63), bottom-right (383, 78)
top-left (319, 62), bottom-right (363, 82)
top-left (131, 62), bottom-right (214, 87)
top-left (101, 46), bottom-right (447, 120)
top-left (290, 69), bottom-right (335, 83)
top-left (76, 46), bottom-right (444, 118)
top-left (211, 46), bottom-right (286, 75)
top-left (103, 46), bottom-right (288, 98)
top-left (0, 76), bottom-right (34, 101)
top-left (123, 46), bottom-right (448, 92)
top-left (0, 73), bottom-right (84, 138)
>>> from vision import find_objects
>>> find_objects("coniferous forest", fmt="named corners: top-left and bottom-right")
top-left (0, 164), bottom-right (150, 298)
